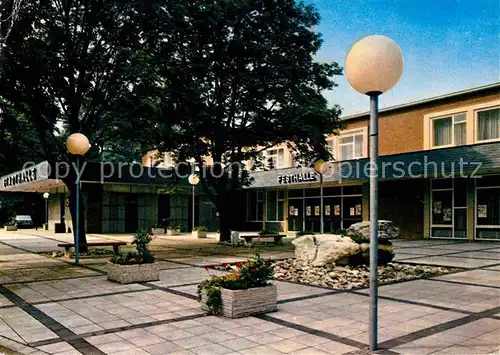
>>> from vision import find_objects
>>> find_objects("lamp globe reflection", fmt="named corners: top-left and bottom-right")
top-left (66, 133), bottom-right (90, 156)
top-left (313, 159), bottom-right (328, 175)
top-left (345, 35), bottom-right (403, 95)
top-left (188, 174), bottom-right (200, 185)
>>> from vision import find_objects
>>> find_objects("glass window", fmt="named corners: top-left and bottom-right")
top-left (477, 108), bottom-right (500, 142)
top-left (267, 191), bottom-right (277, 221)
top-left (431, 179), bottom-right (453, 189)
top-left (477, 187), bottom-right (500, 226)
top-left (454, 179), bottom-right (467, 207)
top-left (433, 114), bottom-right (466, 147)
top-left (339, 132), bottom-right (364, 161)
top-left (324, 187), bottom-right (342, 196)
top-left (247, 192), bottom-right (256, 221)
top-left (247, 190), bottom-right (264, 221)
top-left (288, 189), bottom-right (303, 198)
top-left (305, 188), bottom-right (321, 197)
top-left (433, 117), bottom-right (452, 146)
top-left (266, 148), bottom-right (285, 169)
top-left (432, 190), bottom-right (453, 225)
top-left (343, 185), bottom-right (363, 195)
top-left (327, 140), bottom-right (334, 159)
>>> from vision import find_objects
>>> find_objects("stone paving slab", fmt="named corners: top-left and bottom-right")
top-left (0, 232), bottom-right (499, 354)
top-left (396, 255), bottom-right (499, 268)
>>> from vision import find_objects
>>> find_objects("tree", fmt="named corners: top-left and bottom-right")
top-left (0, 0), bottom-right (160, 249)
top-left (150, 0), bottom-right (342, 241)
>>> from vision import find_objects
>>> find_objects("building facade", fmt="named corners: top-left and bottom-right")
top-left (245, 83), bottom-right (500, 240)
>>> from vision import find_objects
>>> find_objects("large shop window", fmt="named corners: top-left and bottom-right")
top-left (247, 191), bottom-right (264, 221)
top-left (267, 190), bottom-right (285, 221)
top-left (432, 113), bottom-right (466, 147)
top-left (339, 133), bottom-right (363, 161)
top-left (477, 107), bottom-right (500, 142)
top-left (476, 185), bottom-right (500, 240)
top-left (430, 178), bottom-right (467, 239)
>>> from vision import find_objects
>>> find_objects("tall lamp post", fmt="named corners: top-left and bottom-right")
top-left (188, 174), bottom-right (200, 231)
top-left (66, 133), bottom-right (90, 265)
top-left (313, 159), bottom-right (328, 234)
top-left (43, 192), bottom-right (50, 230)
top-left (345, 35), bottom-right (403, 351)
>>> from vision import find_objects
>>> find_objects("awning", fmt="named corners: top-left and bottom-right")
top-left (0, 161), bottom-right (64, 192)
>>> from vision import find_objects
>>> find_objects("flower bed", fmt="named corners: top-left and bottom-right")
top-left (198, 252), bottom-right (277, 318)
top-left (274, 259), bottom-right (462, 289)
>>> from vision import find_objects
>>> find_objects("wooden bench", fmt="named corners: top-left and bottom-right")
top-left (57, 241), bottom-right (127, 258)
top-left (231, 231), bottom-right (285, 246)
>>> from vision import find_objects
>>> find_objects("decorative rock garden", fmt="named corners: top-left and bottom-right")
top-left (275, 221), bottom-right (461, 289)
top-left (273, 259), bottom-right (460, 289)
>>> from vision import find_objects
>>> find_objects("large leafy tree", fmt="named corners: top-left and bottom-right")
top-left (150, 0), bottom-right (342, 241)
top-left (0, 0), bottom-right (159, 249)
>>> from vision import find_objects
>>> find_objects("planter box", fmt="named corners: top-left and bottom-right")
top-left (151, 227), bottom-right (165, 235)
top-left (201, 284), bottom-right (277, 318)
top-left (4, 225), bottom-right (17, 231)
top-left (167, 229), bottom-right (180, 236)
top-left (107, 262), bottom-right (159, 284)
top-left (192, 230), bottom-right (207, 239)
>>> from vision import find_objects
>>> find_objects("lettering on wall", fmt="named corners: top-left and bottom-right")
top-left (277, 172), bottom-right (317, 184)
top-left (2, 168), bottom-right (38, 188)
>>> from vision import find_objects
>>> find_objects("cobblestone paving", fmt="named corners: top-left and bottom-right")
top-left (0, 231), bottom-right (499, 354)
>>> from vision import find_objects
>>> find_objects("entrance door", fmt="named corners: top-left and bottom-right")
top-left (324, 197), bottom-right (342, 233)
top-left (125, 194), bottom-right (138, 233)
top-left (304, 198), bottom-right (321, 233)
top-left (287, 199), bottom-right (303, 231)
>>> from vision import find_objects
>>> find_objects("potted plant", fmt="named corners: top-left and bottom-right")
top-left (151, 219), bottom-right (167, 235)
top-left (107, 229), bottom-right (159, 284)
top-left (4, 217), bottom-right (17, 231)
top-left (198, 251), bottom-right (277, 318)
top-left (192, 225), bottom-right (208, 238)
top-left (167, 222), bottom-right (181, 235)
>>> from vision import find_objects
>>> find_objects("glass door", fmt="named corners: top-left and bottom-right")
top-left (287, 199), bottom-right (303, 232)
top-left (324, 197), bottom-right (342, 233)
top-left (304, 198), bottom-right (321, 233)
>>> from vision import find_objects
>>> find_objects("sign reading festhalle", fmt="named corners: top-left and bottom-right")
top-left (0, 161), bottom-right (50, 190)
top-left (277, 172), bottom-right (317, 184)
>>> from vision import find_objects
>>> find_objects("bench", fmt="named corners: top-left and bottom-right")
top-left (230, 231), bottom-right (285, 246)
top-left (57, 241), bottom-right (127, 258)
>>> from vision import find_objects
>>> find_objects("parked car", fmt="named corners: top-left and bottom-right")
top-left (14, 215), bottom-right (34, 228)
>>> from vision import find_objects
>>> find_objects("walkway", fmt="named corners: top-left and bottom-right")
top-left (0, 231), bottom-right (498, 355)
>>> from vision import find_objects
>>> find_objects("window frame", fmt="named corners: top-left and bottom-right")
top-left (265, 148), bottom-right (285, 169)
top-left (431, 112), bottom-right (467, 148)
top-left (475, 106), bottom-right (500, 143)
top-left (338, 131), bottom-right (364, 161)
top-left (247, 190), bottom-right (264, 222)
top-left (266, 189), bottom-right (285, 222)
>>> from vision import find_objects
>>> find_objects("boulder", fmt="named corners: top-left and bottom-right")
top-left (346, 220), bottom-right (401, 243)
top-left (292, 234), bottom-right (360, 266)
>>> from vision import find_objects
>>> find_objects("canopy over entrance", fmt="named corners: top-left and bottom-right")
top-left (0, 161), bottom-right (64, 192)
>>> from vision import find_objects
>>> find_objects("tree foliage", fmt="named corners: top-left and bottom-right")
top-left (148, 0), bottom-right (343, 240)
top-left (0, 0), bottom-right (161, 247)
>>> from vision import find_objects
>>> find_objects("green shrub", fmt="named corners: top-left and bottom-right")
top-left (193, 226), bottom-right (208, 232)
top-left (110, 229), bottom-right (155, 265)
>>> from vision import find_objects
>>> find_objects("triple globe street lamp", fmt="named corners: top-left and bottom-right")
top-left (66, 133), bottom-right (90, 265)
top-left (345, 35), bottom-right (403, 351)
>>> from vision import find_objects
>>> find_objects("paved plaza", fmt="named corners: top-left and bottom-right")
top-left (0, 231), bottom-right (499, 355)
